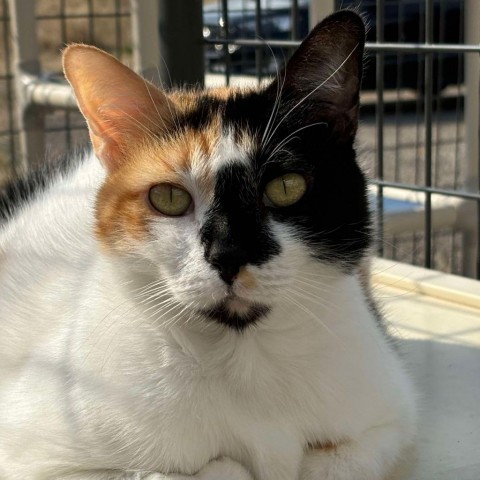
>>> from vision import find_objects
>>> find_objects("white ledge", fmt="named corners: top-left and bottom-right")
top-left (372, 258), bottom-right (480, 310)
top-left (371, 259), bottom-right (480, 479)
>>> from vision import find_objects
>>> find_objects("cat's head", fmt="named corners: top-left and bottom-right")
top-left (64, 11), bottom-right (370, 330)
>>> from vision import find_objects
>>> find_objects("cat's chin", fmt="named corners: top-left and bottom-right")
top-left (200, 296), bottom-right (270, 331)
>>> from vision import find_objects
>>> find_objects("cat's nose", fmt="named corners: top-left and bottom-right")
top-left (207, 244), bottom-right (248, 285)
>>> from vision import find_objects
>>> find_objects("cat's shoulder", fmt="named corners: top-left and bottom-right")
top-left (0, 146), bottom-right (97, 223)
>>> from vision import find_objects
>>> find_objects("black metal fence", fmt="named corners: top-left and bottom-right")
top-left (0, 0), bottom-right (131, 181)
top-left (0, 0), bottom-right (479, 278)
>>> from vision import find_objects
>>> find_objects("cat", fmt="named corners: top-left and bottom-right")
top-left (0, 10), bottom-right (416, 480)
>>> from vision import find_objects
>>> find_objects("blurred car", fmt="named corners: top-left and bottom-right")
top-left (203, 0), bottom-right (464, 93)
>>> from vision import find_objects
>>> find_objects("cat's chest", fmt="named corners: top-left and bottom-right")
top-left (78, 320), bottom-right (327, 467)
top-left (68, 295), bottom-right (384, 478)
top-left (145, 323), bottom-right (331, 434)
top-left (126, 328), bottom-right (323, 473)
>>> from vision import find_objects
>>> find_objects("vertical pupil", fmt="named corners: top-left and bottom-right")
top-left (282, 178), bottom-right (287, 195)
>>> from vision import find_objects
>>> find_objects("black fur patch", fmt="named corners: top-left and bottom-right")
top-left (201, 300), bottom-right (270, 331)
top-left (201, 162), bottom-right (282, 282)
top-left (176, 91), bottom-right (272, 136)
top-left (0, 147), bottom-right (89, 223)
top-left (178, 95), bottom-right (224, 130)
top-left (261, 120), bottom-right (371, 270)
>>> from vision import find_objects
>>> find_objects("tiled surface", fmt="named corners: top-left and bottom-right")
top-left (377, 282), bottom-right (480, 480)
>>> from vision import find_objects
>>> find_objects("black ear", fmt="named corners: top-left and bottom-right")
top-left (268, 10), bottom-right (365, 138)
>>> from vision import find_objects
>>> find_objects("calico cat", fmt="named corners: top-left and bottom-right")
top-left (0, 10), bottom-right (415, 480)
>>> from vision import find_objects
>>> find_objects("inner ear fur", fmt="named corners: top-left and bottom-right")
top-left (63, 44), bottom-right (176, 171)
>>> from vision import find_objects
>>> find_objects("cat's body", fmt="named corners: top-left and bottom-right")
top-left (0, 12), bottom-right (415, 480)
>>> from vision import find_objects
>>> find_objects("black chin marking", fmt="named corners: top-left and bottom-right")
top-left (201, 301), bottom-right (270, 331)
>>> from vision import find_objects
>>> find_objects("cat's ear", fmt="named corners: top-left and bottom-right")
top-left (63, 45), bottom-right (175, 171)
top-left (270, 10), bottom-right (365, 138)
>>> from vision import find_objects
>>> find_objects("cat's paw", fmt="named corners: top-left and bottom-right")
top-left (196, 458), bottom-right (253, 480)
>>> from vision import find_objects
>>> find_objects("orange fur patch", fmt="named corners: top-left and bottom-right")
top-left (308, 440), bottom-right (340, 453)
top-left (95, 112), bottom-right (222, 252)
top-left (237, 266), bottom-right (257, 290)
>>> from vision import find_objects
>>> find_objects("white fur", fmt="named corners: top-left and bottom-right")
top-left (0, 148), bottom-right (416, 480)
top-left (209, 131), bottom-right (251, 173)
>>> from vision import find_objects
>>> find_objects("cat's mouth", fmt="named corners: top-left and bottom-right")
top-left (201, 295), bottom-right (270, 331)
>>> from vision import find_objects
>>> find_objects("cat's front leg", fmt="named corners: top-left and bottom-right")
top-left (55, 458), bottom-right (253, 480)
top-left (299, 423), bottom-right (412, 480)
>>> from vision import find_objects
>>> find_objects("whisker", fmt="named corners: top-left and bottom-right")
top-left (286, 284), bottom-right (341, 315)
top-left (105, 107), bottom-right (160, 142)
top-left (264, 121), bottom-right (328, 164)
top-left (260, 40), bottom-right (288, 150)
top-left (282, 290), bottom-right (345, 347)
top-left (155, 62), bottom-right (183, 132)
top-left (141, 77), bottom-right (171, 132)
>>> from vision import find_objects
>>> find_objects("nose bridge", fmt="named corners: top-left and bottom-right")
top-left (200, 163), bottom-right (281, 284)
top-left (202, 208), bottom-right (253, 285)
top-left (204, 166), bottom-right (259, 252)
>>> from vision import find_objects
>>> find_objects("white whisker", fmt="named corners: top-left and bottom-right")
top-left (260, 41), bottom-right (288, 149)
top-left (263, 43), bottom-right (359, 150)
top-left (285, 292), bottom-right (345, 347)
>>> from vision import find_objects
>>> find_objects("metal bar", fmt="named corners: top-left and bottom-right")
top-left (453, 2), bottom-right (465, 192)
top-left (291, 0), bottom-right (299, 39)
top-left (288, 0), bottom-right (299, 70)
top-left (475, 100), bottom-right (480, 277)
top-left (24, 78), bottom-right (77, 109)
top-left (1, 0), bottom-right (18, 176)
top-left (463, 0), bottom-right (480, 278)
top-left (255, 0), bottom-right (262, 83)
top-left (221, 0), bottom-right (231, 86)
top-left (393, 1), bottom-right (405, 184)
top-left (36, 13), bottom-right (130, 20)
top-left (7, 0), bottom-right (45, 171)
top-left (130, 0), bottom-right (162, 86)
top-left (376, 0), bottom-right (385, 257)
top-left (157, 0), bottom-right (204, 88)
top-left (424, 0), bottom-right (434, 269)
top-left (206, 38), bottom-right (480, 53)
top-left (370, 180), bottom-right (480, 202)
top-left (114, 0), bottom-right (123, 58)
top-left (60, 0), bottom-right (72, 150)
top-left (87, 0), bottom-right (94, 43)
top-left (477, 194), bottom-right (480, 280)
top-left (59, 0), bottom-right (73, 148)
top-left (366, 43), bottom-right (480, 53)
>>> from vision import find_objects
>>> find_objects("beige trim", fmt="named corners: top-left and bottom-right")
top-left (372, 258), bottom-right (480, 311)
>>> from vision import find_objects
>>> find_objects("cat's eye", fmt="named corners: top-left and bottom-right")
top-left (148, 184), bottom-right (192, 216)
top-left (264, 173), bottom-right (307, 207)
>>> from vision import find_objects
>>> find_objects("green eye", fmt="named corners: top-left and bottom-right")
top-left (148, 184), bottom-right (192, 216)
top-left (264, 173), bottom-right (307, 207)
